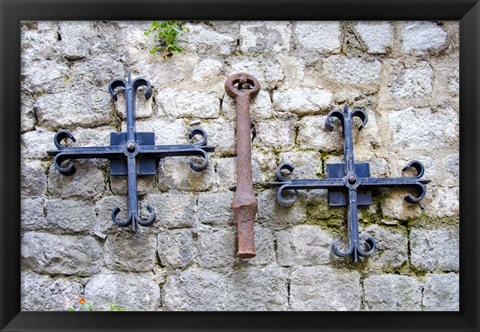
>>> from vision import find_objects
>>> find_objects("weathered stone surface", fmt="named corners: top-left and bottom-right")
top-left (94, 195), bottom-right (128, 236)
top-left (21, 94), bottom-right (36, 132)
top-left (132, 119), bottom-right (188, 145)
top-left (230, 59), bottom-right (284, 90)
top-left (290, 266), bottom-right (361, 311)
top-left (104, 232), bottom-right (157, 272)
top-left (21, 21), bottom-right (59, 61)
top-left (21, 271), bottom-right (84, 311)
top-left (445, 154), bottom-right (459, 177)
top-left (192, 59), bottom-right (223, 84)
top-left (410, 227), bottom-right (459, 271)
top-left (47, 161), bottom-right (105, 198)
top-left (251, 150), bottom-right (277, 185)
top-left (239, 226), bottom-right (276, 266)
top-left (272, 87), bottom-right (333, 114)
top-left (157, 88), bottom-right (220, 119)
top-left (21, 197), bottom-right (46, 231)
top-left (35, 88), bottom-right (112, 129)
top-left (114, 89), bottom-right (153, 119)
top-left (389, 107), bottom-right (458, 154)
top-left (45, 198), bottom-right (96, 233)
top-left (278, 151), bottom-right (323, 179)
top-left (422, 273), bottom-right (459, 311)
top-left (213, 157), bottom-right (237, 190)
top-left (257, 190), bottom-right (307, 230)
top-left (240, 21), bottom-right (292, 53)
top-left (163, 268), bottom-right (227, 311)
top-left (109, 174), bottom-right (157, 196)
top-left (84, 272), bottom-right (160, 311)
top-left (21, 60), bottom-right (70, 93)
top-left (183, 22), bottom-right (236, 56)
top-left (392, 62), bottom-right (433, 99)
top-left (200, 119), bottom-right (235, 155)
top-left (158, 157), bottom-right (216, 192)
top-left (157, 229), bottom-right (194, 268)
top-left (226, 266), bottom-right (288, 311)
top-left (363, 275), bottom-right (422, 311)
top-left (277, 225), bottom-right (334, 266)
top-left (21, 232), bottom-right (103, 276)
top-left (323, 56), bottom-right (382, 86)
top-left (297, 115), bottom-right (343, 152)
top-left (142, 193), bottom-right (197, 229)
top-left (423, 186), bottom-right (459, 218)
top-left (58, 21), bottom-right (96, 60)
top-left (401, 21), bottom-right (447, 54)
top-left (295, 22), bottom-right (341, 53)
top-left (254, 118), bottom-right (295, 150)
top-left (448, 65), bottom-right (459, 94)
top-left (67, 126), bottom-right (113, 147)
top-left (360, 225), bottom-right (408, 268)
top-left (21, 129), bottom-right (56, 160)
top-left (353, 22), bottom-right (393, 54)
top-left (196, 226), bottom-right (236, 268)
top-left (197, 191), bottom-right (235, 226)
top-left (21, 161), bottom-right (47, 196)
top-left (222, 90), bottom-right (274, 121)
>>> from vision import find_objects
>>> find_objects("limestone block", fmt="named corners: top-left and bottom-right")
top-left (290, 266), bottom-right (361, 311)
top-left (45, 198), bottom-right (96, 233)
top-left (193, 59), bottom-right (223, 84)
top-left (47, 161), bottom-right (105, 198)
top-left (297, 115), bottom-right (343, 152)
top-left (21, 160), bottom-right (47, 196)
top-left (21, 232), bottom-right (103, 276)
top-left (273, 87), bottom-right (333, 115)
top-left (363, 275), bottom-right (422, 311)
top-left (163, 268), bottom-right (227, 311)
top-left (353, 22), bottom-right (393, 54)
top-left (323, 56), bottom-right (382, 86)
top-left (401, 21), bottom-right (447, 54)
top-left (257, 190), bottom-right (307, 230)
top-left (230, 59), bottom-right (284, 90)
top-left (84, 272), bottom-right (160, 311)
top-left (295, 22), bottom-right (341, 53)
top-left (240, 21), bottom-right (292, 53)
top-left (254, 118), bottom-right (295, 150)
top-left (392, 62), bottom-right (433, 99)
top-left (157, 229), bottom-right (194, 268)
top-left (410, 227), bottom-right (459, 271)
top-left (225, 266), bottom-right (288, 311)
top-left (183, 22), bottom-right (236, 56)
top-left (196, 226), bottom-right (236, 268)
top-left (21, 197), bottom-right (46, 231)
top-left (422, 273), bottom-right (459, 311)
top-left (197, 191), bottom-right (235, 226)
top-left (277, 225), bottom-right (334, 266)
top-left (35, 88), bottom-right (112, 129)
top-left (21, 271), bottom-right (83, 311)
top-left (360, 225), bottom-right (408, 268)
top-left (103, 232), bottom-right (157, 272)
top-left (142, 193), bottom-right (197, 229)
top-left (157, 88), bottom-right (220, 119)
top-left (158, 158), bottom-right (215, 192)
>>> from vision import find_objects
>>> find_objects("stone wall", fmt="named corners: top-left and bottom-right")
top-left (20, 21), bottom-right (459, 311)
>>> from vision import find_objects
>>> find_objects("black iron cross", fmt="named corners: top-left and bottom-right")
top-left (272, 105), bottom-right (430, 262)
top-left (47, 73), bottom-right (215, 231)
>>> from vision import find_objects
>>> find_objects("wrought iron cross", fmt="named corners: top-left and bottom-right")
top-left (272, 105), bottom-right (430, 262)
top-left (47, 73), bottom-right (215, 231)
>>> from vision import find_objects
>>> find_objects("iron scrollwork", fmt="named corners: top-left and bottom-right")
top-left (47, 73), bottom-right (215, 231)
top-left (272, 105), bottom-right (430, 262)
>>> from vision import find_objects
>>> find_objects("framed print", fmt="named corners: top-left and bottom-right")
top-left (1, 0), bottom-right (479, 331)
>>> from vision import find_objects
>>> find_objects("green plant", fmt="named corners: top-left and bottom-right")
top-left (144, 21), bottom-right (190, 58)
top-left (67, 297), bottom-right (126, 311)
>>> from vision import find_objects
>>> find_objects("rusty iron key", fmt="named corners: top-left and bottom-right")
top-left (225, 73), bottom-right (261, 259)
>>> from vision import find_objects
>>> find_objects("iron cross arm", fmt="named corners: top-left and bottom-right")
top-left (272, 105), bottom-right (431, 262)
top-left (47, 73), bottom-right (215, 231)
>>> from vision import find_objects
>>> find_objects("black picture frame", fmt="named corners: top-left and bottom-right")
top-left (1, 0), bottom-right (478, 331)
